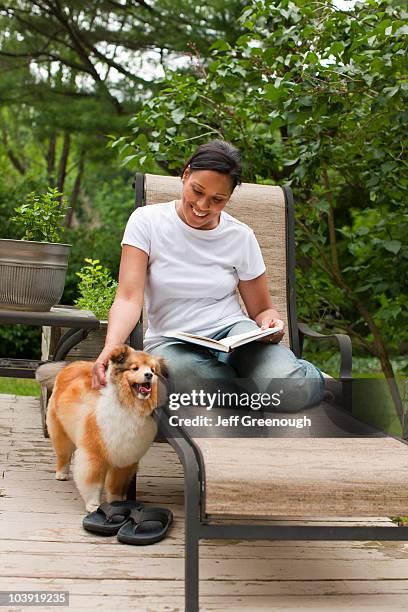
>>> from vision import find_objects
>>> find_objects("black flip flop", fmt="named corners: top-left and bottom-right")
top-left (117, 506), bottom-right (173, 545)
top-left (83, 500), bottom-right (144, 536)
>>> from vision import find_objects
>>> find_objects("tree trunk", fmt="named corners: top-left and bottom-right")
top-left (1, 125), bottom-right (26, 175)
top-left (57, 132), bottom-right (71, 194)
top-left (65, 150), bottom-right (85, 228)
top-left (46, 133), bottom-right (56, 186)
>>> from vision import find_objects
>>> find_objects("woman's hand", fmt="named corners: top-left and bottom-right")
top-left (92, 345), bottom-right (115, 389)
top-left (238, 275), bottom-right (285, 344)
top-left (258, 317), bottom-right (285, 344)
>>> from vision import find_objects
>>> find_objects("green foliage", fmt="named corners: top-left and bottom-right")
top-left (61, 226), bottom-right (122, 306)
top-left (74, 258), bottom-right (118, 321)
top-left (60, 173), bottom-right (133, 304)
top-left (0, 325), bottom-right (41, 360)
top-left (0, 177), bottom-right (48, 240)
top-left (11, 187), bottom-right (69, 243)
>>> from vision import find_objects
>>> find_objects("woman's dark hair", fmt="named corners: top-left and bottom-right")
top-left (182, 139), bottom-right (242, 192)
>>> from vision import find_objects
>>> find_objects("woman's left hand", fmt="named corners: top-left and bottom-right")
top-left (258, 317), bottom-right (285, 344)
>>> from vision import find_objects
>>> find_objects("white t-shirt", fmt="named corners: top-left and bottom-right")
top-left (121, 200), bottom-right (266, 351)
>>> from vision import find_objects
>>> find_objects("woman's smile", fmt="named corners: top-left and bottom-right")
top-left (181, 199), bottom-right (219, 229)
top-left (190, 204), bottom-right (209, 218)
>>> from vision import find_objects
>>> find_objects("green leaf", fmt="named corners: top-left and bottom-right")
top-left (121, 154), bottom-right (138, 166)
top-left (383, 240), bottom-right (402, 254)
top-left (383, 85), bottom-right (399, 98)
top-left (208, 60), bottom-right (221, 73)
top-left (135, 133), bottom-right (149, 147)
top-left (356, 226), bottom-right (369, 236)
top-left (355, 283), bottom-right (375, 293)
top-left (263, 83), bottom-right (286, 101)
top-left (171, 109), bottom-right (185, 124)
top-left (378, 304), bottom-right (402, 320)
top-left (269, 115), bottom-right (286, 129)
top-left (210, 39), bottom-right (231, 52)
top-left (305, 52), bottom-right (318, 64)
top-left (111, 136), bottom-right (126, 149)
top-left (299, 96), bottom-right (313, 107)
top-left (329, 41), bottom-right (345, 57)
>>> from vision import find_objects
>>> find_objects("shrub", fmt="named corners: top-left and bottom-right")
top-left (11, 187), bottom-right (69, 243)
top-left (74, 258), bottom-right (118, 320)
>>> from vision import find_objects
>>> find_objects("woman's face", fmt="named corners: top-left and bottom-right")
top-left (177, 168), bottom-right (233, 230)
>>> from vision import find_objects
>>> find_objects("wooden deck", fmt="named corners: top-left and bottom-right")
top-left (1, 394), bottom-right (408, 611)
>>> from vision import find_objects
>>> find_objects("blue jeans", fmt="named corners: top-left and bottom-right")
top-left (149, 320), bottom-right (325, 413)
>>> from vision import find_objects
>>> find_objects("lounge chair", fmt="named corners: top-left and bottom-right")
top-left (128, 173), bottom-right (408, 612)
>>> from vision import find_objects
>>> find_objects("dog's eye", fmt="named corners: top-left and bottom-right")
top-left (150, 367), bottom-right (155, 373)
top-left (131, 366), bottom-right (139, 371)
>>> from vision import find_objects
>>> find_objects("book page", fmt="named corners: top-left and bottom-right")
top-left (163, 331), bottom-right (227, 351)
top-left (163, 324), bottom-right (283, 352)
top-left (221, 325), bottom-right (283, 349)
top-left (174, 332), bottom-right (218, 342)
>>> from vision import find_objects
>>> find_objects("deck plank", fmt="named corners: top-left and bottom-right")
top-left (1, 394), bottom-right (408, 611)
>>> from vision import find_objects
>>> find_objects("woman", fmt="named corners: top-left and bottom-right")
top-left (92, 140), bottom-right (325, 412)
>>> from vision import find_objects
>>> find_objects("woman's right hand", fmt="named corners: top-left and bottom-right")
top-left (92, 345), bottom-right (115, 390)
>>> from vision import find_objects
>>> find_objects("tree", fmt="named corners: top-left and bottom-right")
top-left (0, 0), bottom-right (249, 221)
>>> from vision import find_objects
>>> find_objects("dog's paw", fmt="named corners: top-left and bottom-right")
top-left (86, 502), bottom-right (100, 513)
top-left (55, 471), bottom-right (69, 481)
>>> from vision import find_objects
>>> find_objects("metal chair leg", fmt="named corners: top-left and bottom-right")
top-left (156, 409), bottom-right (203, 611)
top-left (183, 447), bottom-right (201, 611)
top-left (185, 526), bottom-right (199, 612)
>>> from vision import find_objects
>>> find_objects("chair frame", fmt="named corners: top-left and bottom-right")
top-left (129, 172), bottom-right (408, 612)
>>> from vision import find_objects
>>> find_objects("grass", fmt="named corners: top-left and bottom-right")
top-left (391, 515), bottom-right (408, 525)
top-left (0, 377), bottom-right (40, 397)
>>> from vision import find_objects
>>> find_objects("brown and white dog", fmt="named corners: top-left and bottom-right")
top-left (35, 345), bottom-right (167, 513)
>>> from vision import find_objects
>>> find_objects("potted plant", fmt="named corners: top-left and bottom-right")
top-left (41, 258), bottom-right (120, 363)
top-left (0, 187), bottom-right (70, 311)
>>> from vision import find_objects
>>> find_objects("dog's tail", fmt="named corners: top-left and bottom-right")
top-left (35, 361), bottom-right (68, 391)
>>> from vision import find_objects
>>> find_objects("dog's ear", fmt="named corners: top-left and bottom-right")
top-left (154, 356), bottom-right (168, 379)
top-left (108, 344), bottom-right (130, 364)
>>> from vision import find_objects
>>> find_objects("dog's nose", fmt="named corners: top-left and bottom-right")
top-left (144, 372), bottom-right (153, 380)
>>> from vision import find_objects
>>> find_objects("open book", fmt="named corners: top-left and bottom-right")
top-left (163, 324), bottom-right (284, 353)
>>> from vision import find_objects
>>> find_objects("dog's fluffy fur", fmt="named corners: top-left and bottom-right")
top-left (36, 345), bottom-right (167, 513)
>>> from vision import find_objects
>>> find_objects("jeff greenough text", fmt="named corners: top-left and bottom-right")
top-left (168, 414), bottom-right (312, 429)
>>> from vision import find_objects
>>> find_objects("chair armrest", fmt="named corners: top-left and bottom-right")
top-left (298, 322), bottom-right (352, 380)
